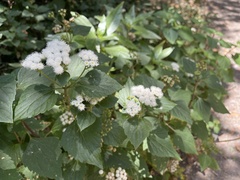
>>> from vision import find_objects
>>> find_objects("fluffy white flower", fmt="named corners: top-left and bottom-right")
top-left (98, 170), bottom-right (104, 175)
top-left (21, 52), bottom-right (45, 70)
top-left (125, 97), bottom-right (141, 117)
top-left (42, 39), bottom-right (71, 74)
top-left (53, 65), bottom-right (64, 75)
top-left (60, 111), bottom-right (74, 125)
top-left (186, 73), bottom-right (194, 77)
top-left (171, 62), bottom-right (180, 72)
top-left (78, 49), bottom-right (99, 67)
top-left (150, 86), bottom-right (163, 98)
top-left (71, 95), bottom-right (85, 111)
top-left (131, 85), bottom-right (163, 107)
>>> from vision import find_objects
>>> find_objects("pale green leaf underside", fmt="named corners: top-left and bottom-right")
top-left (123, 118), bottom-right (153, 149)
top-left (14, 85), bottom-right (59, 120)
top-left (0, 75), bottom-right (16, 123)
top-left (147, 135), bottom-right (181, 160)
top-left (173, 128), bottom-right (197, 154)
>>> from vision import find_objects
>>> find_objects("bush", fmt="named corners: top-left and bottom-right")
top-left (0, 2), bottom-right (236, 179)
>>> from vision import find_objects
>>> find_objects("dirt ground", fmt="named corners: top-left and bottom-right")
top-left (187, 0), bottom-right (240, 179)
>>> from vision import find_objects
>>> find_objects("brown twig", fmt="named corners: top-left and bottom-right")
top-left (22, 121), bottom-right (40, 138)
top-left (216, 136), bottom-right (240, 143)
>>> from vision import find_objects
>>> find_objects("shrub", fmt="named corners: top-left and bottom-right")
top-left (0, 2), bottom-right (235, 179)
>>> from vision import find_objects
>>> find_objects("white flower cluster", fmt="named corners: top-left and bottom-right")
top-left (171, 62), bottom-right (180, 72)
top-left (71, 95), bottom-right (104, 111)
top-left (71, 95), bottom-right (85, 111)
top-left (21, 52), bottom-right (45, 70)
top-left (104, 167), bottom-right (127, 180)
top-left (186, 72), bottom-right (194, 77)
top-left (131, 85), bottom-right (163, 107)
top-left (21, 39), bottom-right (71, 75)
top-left (60, 111), bottom-right (75, 125)
top-left (125, 97), bottom-right (141, 117)
top-left (42, 39), bottom-right (71, 74)
top-left (169, 160), bottom-right (179, 173)
top-left (78, 49), bottom-right (99, 67)
top-left (84, 96), bottom-right (104, 105)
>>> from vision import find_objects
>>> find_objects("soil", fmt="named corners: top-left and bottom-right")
top-left (186, 0), bottom-right (240, 179)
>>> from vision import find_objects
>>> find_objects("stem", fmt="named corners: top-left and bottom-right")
top-left (164, 122), bottom-right (175, 132)
top-left (69, 66), bottom-right (87, 88)
top-left (39, 70), bottom-right (61, 87)
top-left (216, 136), bottom-right (240, 143)
top-left (22, 121), bottom-right (40, 138)
top-left (188, 78), bottom-right (201, 108)
top-left (14, 132), bottom-right (22, 144)
top-left (63, 86), bottom-right (71, 110)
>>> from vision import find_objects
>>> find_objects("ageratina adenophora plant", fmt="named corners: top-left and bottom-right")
top-left (0, 2), bottom-right (237, 179)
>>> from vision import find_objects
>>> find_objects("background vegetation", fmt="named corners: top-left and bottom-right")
top-left (0, 0), bottom-right (238, 179)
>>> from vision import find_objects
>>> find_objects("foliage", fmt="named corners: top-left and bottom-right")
top-left (0, 2), bottom-right (236, 179)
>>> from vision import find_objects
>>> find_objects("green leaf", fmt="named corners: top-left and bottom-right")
top-left (67, 55), bottom-right (85, 80)
top-left (61, 121), bottom-right (103, 168)
top-left (22, 137), bottom-right (62, 179)
top-left (72, 13), bottom-right (97, 38)
top-left (103, 121), bottom-right (127, 146)
top-left (163, 28), bottom-right (178, 44)
top-left (14, 85), bottom-right (59, 120)
top-left (0, 169), bottom-right (22, 179)
top-left (160, 97), bottom-right (177, 112)
top-left (194, 98), bottom-right (211, 122)
top-left (192, 121), bottom-right (208, 140)
top-left (116, 78), bottom-right (134, 107)
top-left (158, 47), bottom-right (175, 60)
top-left (17, 67), bottom-right (55, 90)
top-left (98, 95), bottom-right (118, 108)
top-left (0, 75), bottom-right (16, 123)
top-left (136, 52), bottom-right (151, 65)
top-left (71, 24), bottom-right (91, 36)
top-left (154, 42), bottom-right (164, 59)
top-left (105, 149), bottom-right (132, 169)
top-left (0, 150), bottom-right (16, 170)
top-left (178, 28), bottom-right (194, 42)
top-left (233, 53), bottom-right (240, 65)
top-left (77, 111), bottom-right (96, 131)
top-left (198, 154), bottom-right (220, 171)
top-left (96, 15), bottom-right (107, 36)
top-left (147, 134), bottom-right (181, 159)
top-left (150, 156), bottom-right (169, 174)
top-left (207, 95), bottom-right (229, 114)
top-left (106, 2), bottom-right (123, 35)
top-left (104, 45), bottom-right (130, 59)
top-left (125, 5), bottom-right (136, 25)
top-left (123, 118), bottom-right (153, 149)
top-left (134, 74), bottom-right (164, 89)
top-left (204, 75), bottom-right (225, 92)
top-left (180, 57), bottom-right (196, 74)
top-left (3, 144), bottom-right (23, 166)
top-left (134, 25), bottom-right (161, 39)
top-left (63, 163), bottom-right (87, 180)
top-left (77, 69), bottom-right (122, 98)
top-left (173, 128), bottom-right (197, 154)
top-left (170, 100), bottom-right (192, 124)
top-left (168, 89), bottom-right (192, 105)
top-left (56, 72), bottom-right (70, 86)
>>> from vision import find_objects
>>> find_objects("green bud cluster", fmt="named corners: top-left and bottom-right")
top-left (58, 9), bottom-right (67, 17)
top-left (161, 75), bottom-right (180, 87)
top-left (48, 11), bottom-right (55, 18)
top-left (196, 61), bottom-right (207, 71)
